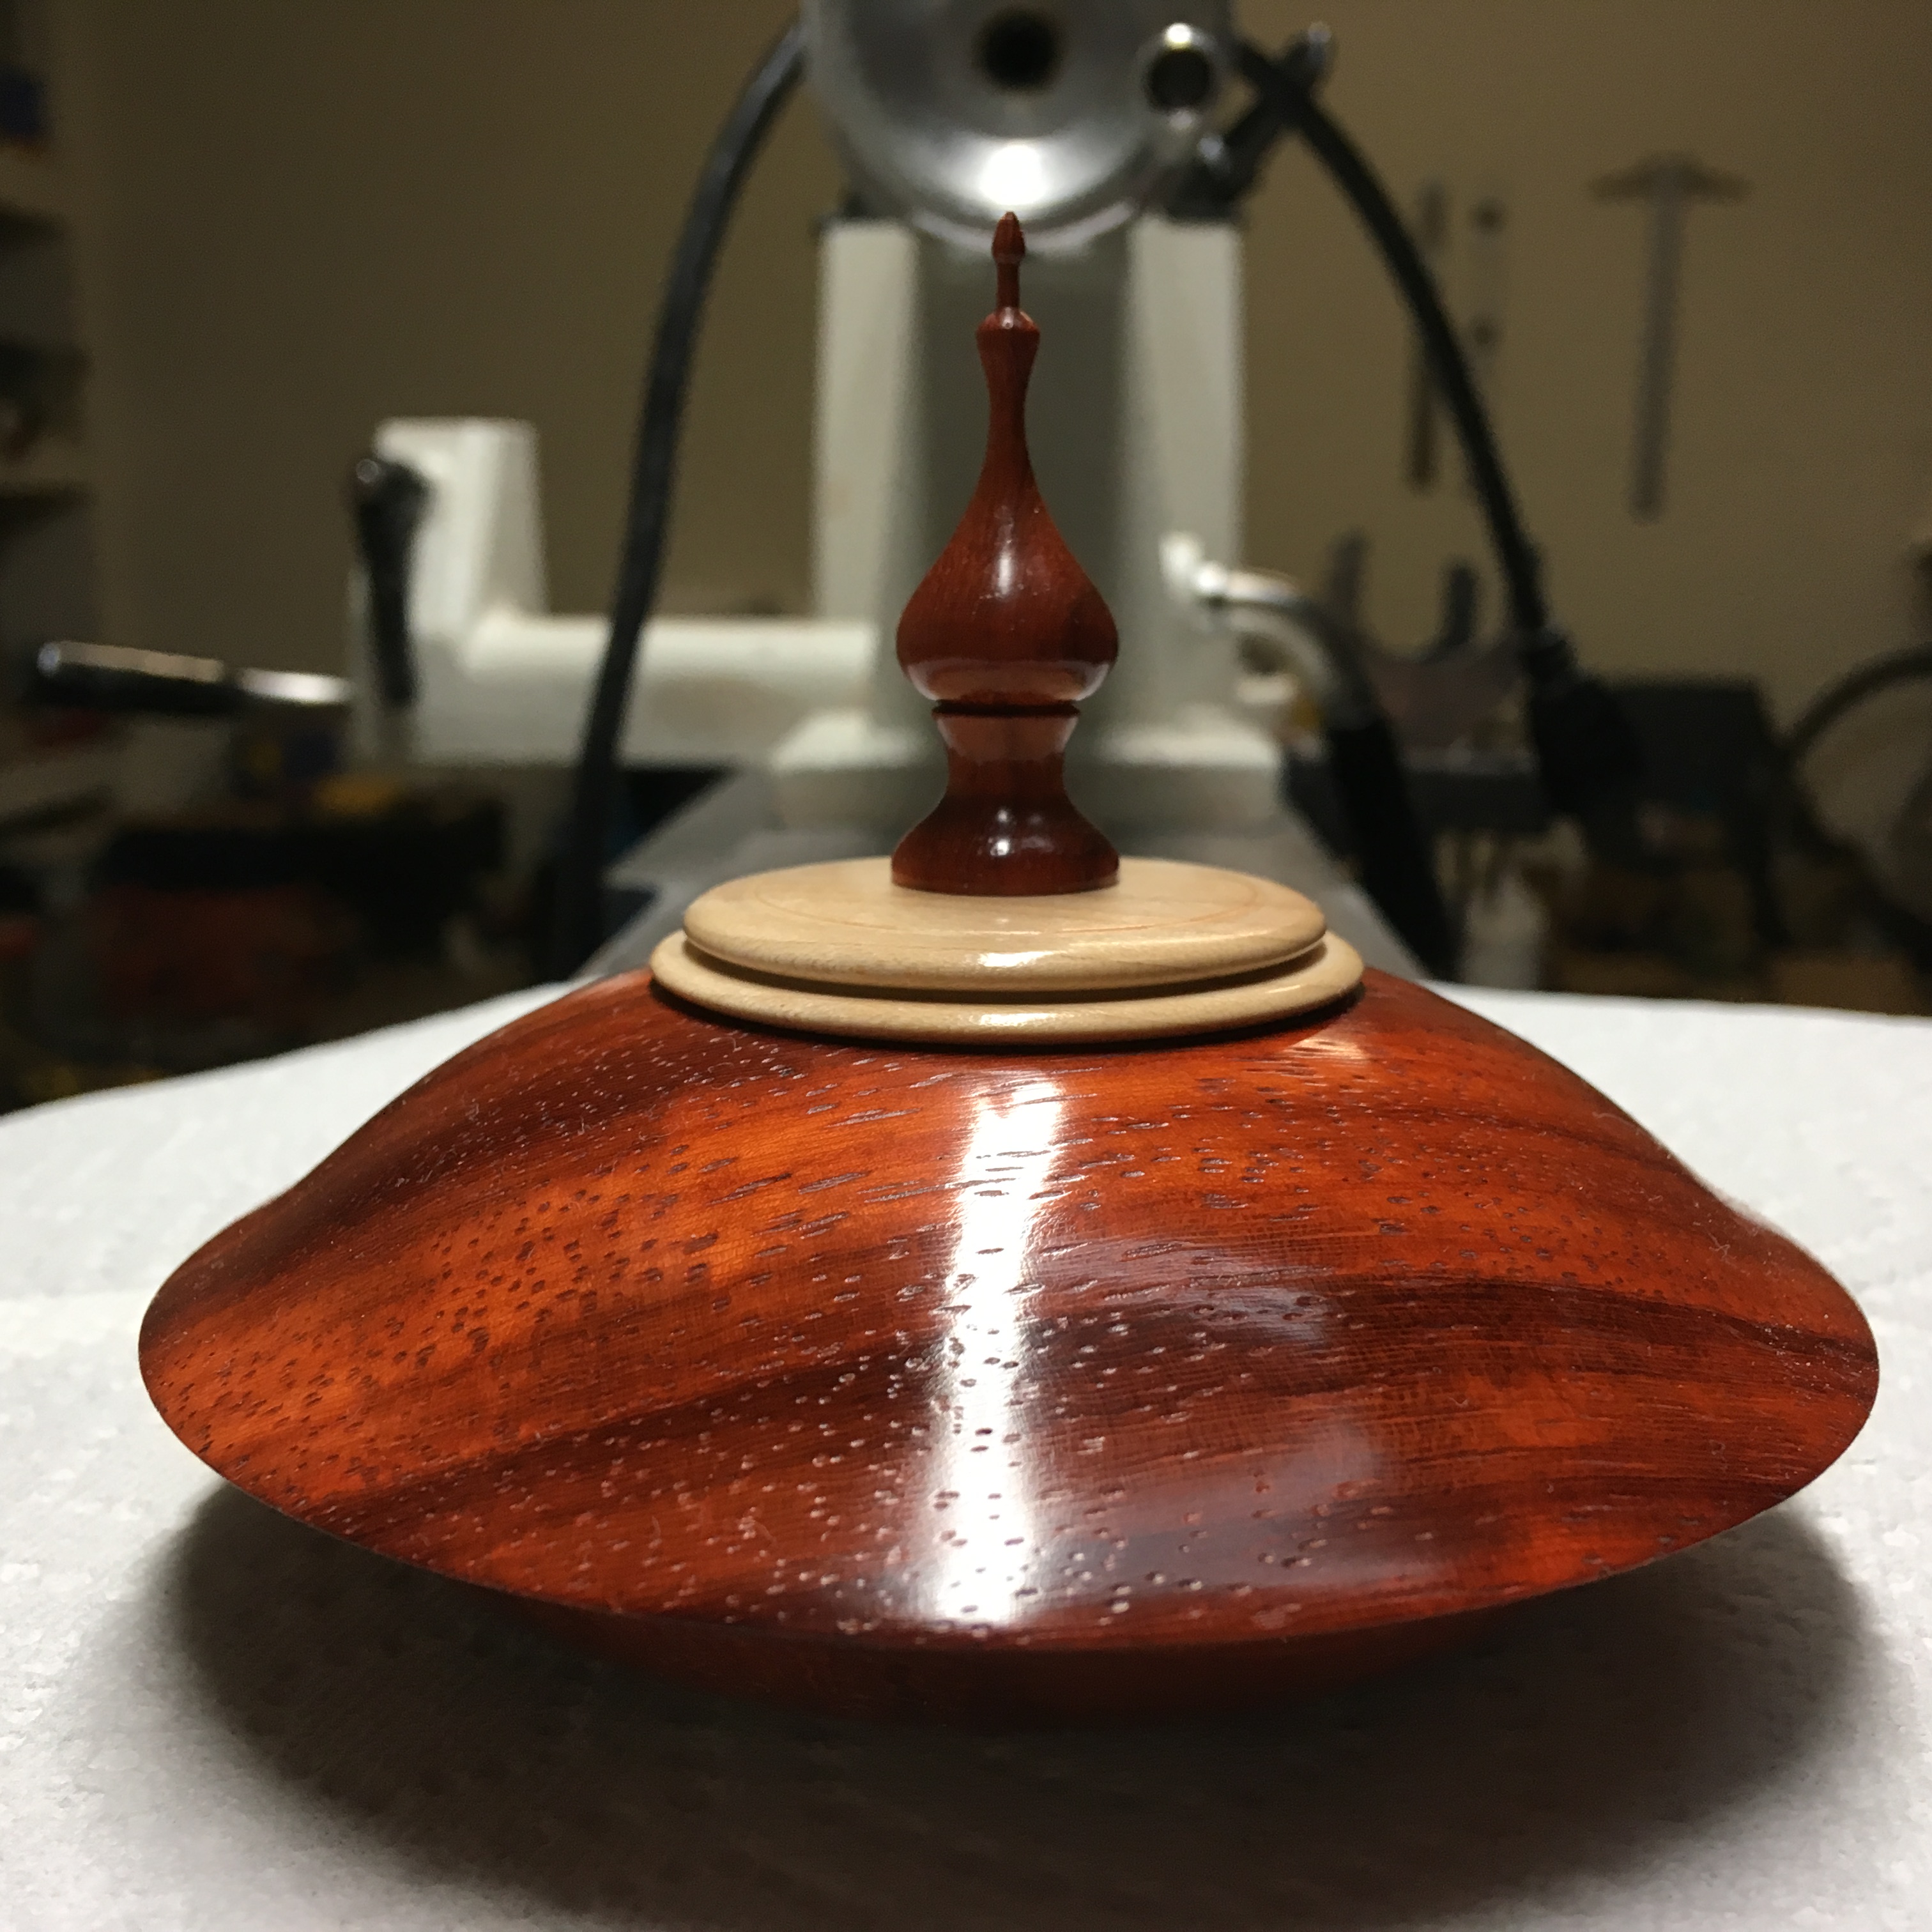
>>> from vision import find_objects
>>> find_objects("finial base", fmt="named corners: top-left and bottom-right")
top-left (891, 706), bottom-right (1119, 895)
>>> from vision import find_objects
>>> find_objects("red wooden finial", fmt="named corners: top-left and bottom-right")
top-left (992, 207), bottom-right (1023, 310)
top-left (891, 211), bottom-right (1120, 896)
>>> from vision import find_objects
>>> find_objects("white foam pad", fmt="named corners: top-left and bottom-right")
top-left (3, 983), bottom-right (1927, 1929)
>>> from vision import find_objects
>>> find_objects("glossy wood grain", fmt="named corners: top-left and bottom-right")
top-left (141, 970), bottom-right (1876, 1722)
top-left (892, 214), bottom-right (1119, 896)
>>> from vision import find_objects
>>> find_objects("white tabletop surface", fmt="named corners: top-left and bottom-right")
top-left (1, 981), bottom-right (1928, 1931)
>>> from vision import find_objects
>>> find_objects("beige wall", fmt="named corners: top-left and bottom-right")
top-left (57, 0), bottom-right (831, 670)
top-left (54, 1), bottom-right (1932, 730)
top-left (1239, 0), bottom-right (1932, 727)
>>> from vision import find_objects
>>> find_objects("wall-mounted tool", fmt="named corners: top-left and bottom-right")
top-left (1593, 153), bottom-right (1747, 520)
top-left (29, 640), bottom-right (349, 716)
top-left (1401, 179), bottom-right (1449, 491)
top-left (346, 454), bottom-right (430, 709)
top-left (1463, 190), bottom-right (1508, 407)
top-left (1401, 185), bottom-right (1508, 498)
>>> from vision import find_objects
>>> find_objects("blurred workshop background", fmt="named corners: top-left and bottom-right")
top-left (1, 0), bottom-right (1929, 1113)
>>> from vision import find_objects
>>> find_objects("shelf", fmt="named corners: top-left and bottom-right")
top-left (0, 739), bottom-right (117, 831)
top-left (0, 146), bottom-right (63, 227)
top-left (0, 439), bottom-right (88, 498)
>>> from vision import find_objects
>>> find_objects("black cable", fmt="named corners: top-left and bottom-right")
top-left (1233, 40), bottom-right (1545, 638)
top-left (1785, 645), bottom-right (1932, 772)
top-left (1324, 718), bottom-right (1459, 976)
top-left (1770, 645), bottom-right (1932, 965)
top-left (1234, 36), bottom-right (1644, 847)
top-left (548, 19), bottom-right (807, 977)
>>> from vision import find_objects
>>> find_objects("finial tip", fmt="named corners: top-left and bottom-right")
top-left (992, 212), bottom-right (1024, 308)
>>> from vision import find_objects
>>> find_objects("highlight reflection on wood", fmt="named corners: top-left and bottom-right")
top-left (141, 970), bottom-right (1876, 1722)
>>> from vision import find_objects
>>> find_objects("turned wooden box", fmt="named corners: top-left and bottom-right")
top-left (139, 217), bottom-right (1875, 1724)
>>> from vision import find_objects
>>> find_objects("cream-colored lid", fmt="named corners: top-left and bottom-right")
top-left (682, 856), bottom-right (1328, 992)
top-left (650, 857), bottom-right (1363, 1045)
